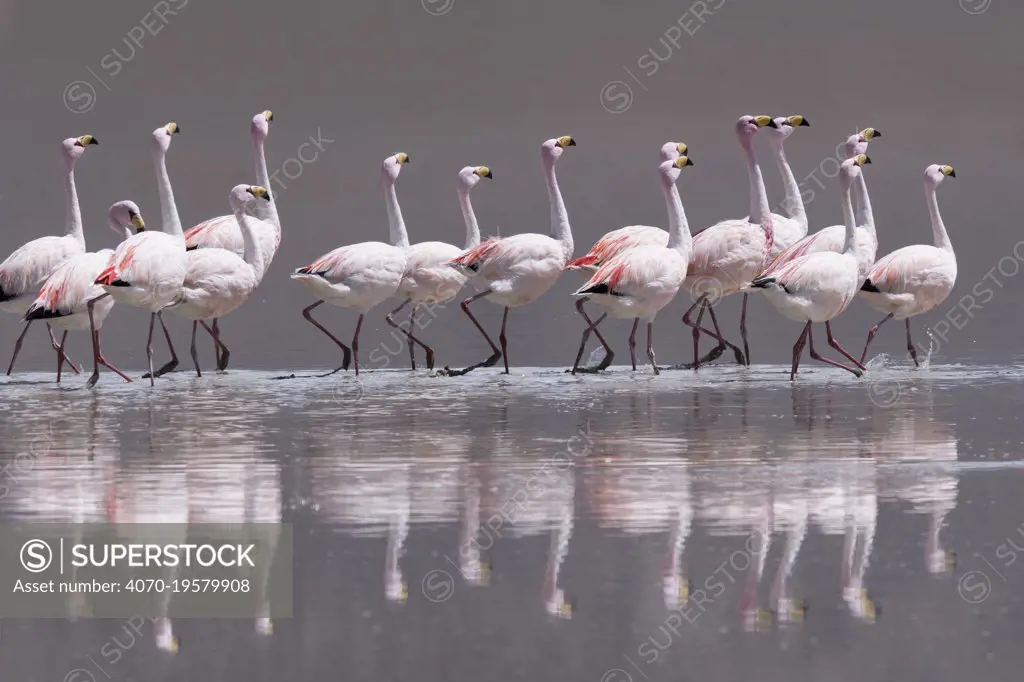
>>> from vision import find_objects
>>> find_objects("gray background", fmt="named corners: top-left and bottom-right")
top-left (1, 0), bottom-right (1020, 372)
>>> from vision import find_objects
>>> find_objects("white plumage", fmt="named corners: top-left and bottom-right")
top-left (445, 136), bottom-right (576, 374)
top-left (570, 156), bottom-right (694, 374)
top-left (858, 163), bottom-right (958, 365)
top-left (292, 153), bottom-right (411, 375)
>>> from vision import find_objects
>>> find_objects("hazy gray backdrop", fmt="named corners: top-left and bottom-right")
top-left (1, 0), bottom-right (1021, 372)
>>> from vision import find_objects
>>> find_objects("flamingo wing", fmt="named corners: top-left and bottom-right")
top-left (0, 236), bottom-right (80, 301)
top-left (861, 245), bottom-right (948, 294)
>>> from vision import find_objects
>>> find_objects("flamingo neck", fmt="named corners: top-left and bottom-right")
top-left (109, 216), bottom-right (132, 241)
top-left (661, 177), bottom-right (691, 254)
top-left (63, 156), bottom-right (85, 248)
top-left (383, 180), bottom-right (409, 248)
top-left (253, 135), bottom-right (280, 230)
top-left (740, 133), bottom-right (769, 225)
top-left (854, 170), bottom-right (875, 234)
top-left (925, 181), bottom-right (952, 253)
top-left (152, 148), bottom-right (184, 238)
top-left (771, 141), bottom-right (807, 233)
top-left (544, 158), bottom-right (573, 261)
top-left (840, 179), bottom-right (857, 254)
top-left (458, 185), bottom-right (481, 250)
top-left (234, 204), bottom-right (265, 277)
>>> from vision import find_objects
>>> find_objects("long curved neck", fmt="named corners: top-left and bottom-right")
top-left (234, 206), bottom-right (265, 276)
top-left (840, 178), bottom-right (857, 254)
top-left (740, 134), bottom-right (769, 224)
top-left (253, 135), bottom-right (280, 230)
top-left (925, 181), bottom-right (952, 253)
top-left (384, 180), bottom-right (409, 248)
top-left (544, 158), bottom-right (573, 259)
top-left (152, 148), bottom-right (183, 238)
top-left (771, 141), bottom-right (806, 231)
top-left (109, 217), bottom-right (132, 241)
top-left (458, 185), bottom-right (481, 250)
top-left (854, 171), bottom-right (874, 233)
top-left (63, 156), bottom-right (85, 247)
top-left (662, 178), bottom-right (691, 253)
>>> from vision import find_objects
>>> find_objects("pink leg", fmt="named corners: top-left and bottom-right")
top-left (571, 298), bottom-right (614, 373)
top-left (386, 298), bottom-right (436, 371)
top-left (905, 319), bottom-right (919, 367)
top-left (859, 312), bottom-right (894, 364)
top-left (85, 296), bottom-right (130, 388)
top-left (442, 290), bottom-right (501, 376)
top-left (303, 300), bottom-right (352, 375)
top-left (681, 296), bottom-right (742, 368)
top-left (212, 318), bottom-right (222, 369)
top-left (825, 321), bottom-right (866, 371)
top-left (791, 322), bottom-right (811, 381)
top-left (6, 321), bottom-right (32, 375)
top-left (56, 331), bottom-right (68, 383)
top-left (808, 324), bottom-right (863, 377)
top-left (646, 321), bottom-right (659, 375)
top-left (628, 318), bottom-right (639, 371)
top-left (705, 304), bottom-right (742, 365)
top-left (200, 320), bottom-right (229, 373)
top-left (189, 321), bottom-right (202, 377)
top-left (47, 323), bottom-right (79, 374)
top-left (145, 313), bottom-right (157, 386)
top-left (499, 307), bottom-right (510, 374)
top-left (351, 313), bottom-right (364, 376)
top-left (739, 293), bottom-right (750, 366)
top-left (155, 312), bottom-right (179, 376)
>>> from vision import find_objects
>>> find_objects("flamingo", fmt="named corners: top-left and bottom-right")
top-left (570, 155), bottom-right (695, 374)
top-left (291, 153), bottom-right (410, 376)
top-left (90, 123), bottom-right (188, 387)
top-left (680, 115), bottom-right (778, 368)
top-left (761, 128), bottom-right (882, 279)
top-left (858, 164), bottom-right (958, 366)
top-left (2, 135), bottom-right (98, 375)
top-left (23, 201), bottom-right (145, 383)
top-left (758, 115), bottom-right (811, 254)
top-left (444, 136), bottom-right (577, 375)
top-left (183, 110), bottom-right (279, 370)
top-left (163, 185), bottom-right (271, 376)
top-left (748, 155), bottom-right (872, 380)
top-left (565, 141), bottom-right (687, 370)
top-left (386, 165), bottom-right (493, 370)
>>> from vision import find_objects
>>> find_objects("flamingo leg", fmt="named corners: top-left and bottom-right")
top-left (704, 304), bottom-right (741, 365)
top-left (211, 318), bottom-right (222, 369)
top-left (153, 311), bottom-right (179, 377)
top-left (859, 312), bottom-right (893, 365)
top-left (386, 299), bottom-right (435, 371)
top-left (905, 319), bottom-right (919, 367)
top-left (571, 299), bottom-right (614, 373)
top-left (825, 321), bottom-right (866, 371)
top-left (200, 320), bottom-right (230, 372)
top-left (145, 313), bottom-right (157, 386)
top-left (84, 297), bottom-right (130, 388)
top-left (571, 310), bottom-right (612, 375)
top-left (680, 296), bottom-right (741, 368)
top-left (56, 331), bottom-right (68, 383)
top-left (628, 318), bottom-right (639, 371)
top-left (47, 323), bottom-right (79, 374)
top-left (189, 321), bottom-right (202, 377)
top-left (739, 293), bottom-right (751, 365)
top-left (6, 321), bottom-right (32, 375)
top-left (351, 313), bottom-right (363, 376)
top-left (442, 290), bottom-right (501, 376)
top-left (791, 321), bottom-right (811, 380)
top-left (303, 300), bottom-right (352, 375)
top-left (808, 324), bottom-right (863, 377)
top-left (646, 322), bottom-right (659, 375)
top-left (499, 307), bottom-right (510, 374)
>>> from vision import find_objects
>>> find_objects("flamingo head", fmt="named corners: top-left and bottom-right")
top-left (62, 135), bottom-right (98, 162)
top-left (230, 184), bottom-right (271, 212)
top-left (842, 128), bottom-right (880, 159)
top-left (251, 110), bottom-right (273, 140)
top-left (659, 155), bottom-right (693, 184)
top-left (767, 115), bottom-right (809, 144)
top-left (736, 115), bottom-right (776, 139)
top-left (108, 200), bottom-right (145, 236)
top-left (659, 141), bottom-right (688, 162)
top-left (542, 136), bottom-right (576, 164)
top-left (840, 154), bottom-right (870, 185)
top-left (925, 163), bottom-right (956, 186)
top-left (458, 165), bottom-right (493, 190)
top-left (381, 152), bottom-right (410, 184)
top-left (150, 122), bottom-right (180, 153)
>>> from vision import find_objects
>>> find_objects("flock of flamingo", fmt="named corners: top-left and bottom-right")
top-left (0, 113), bottom-right (957, 387)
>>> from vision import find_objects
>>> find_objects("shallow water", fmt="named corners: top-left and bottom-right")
top-left (1, 365), bottom-right (1023, 680)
